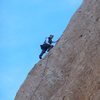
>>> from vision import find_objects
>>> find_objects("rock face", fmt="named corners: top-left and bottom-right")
top-left (15, 0), bottom-right (100, 100)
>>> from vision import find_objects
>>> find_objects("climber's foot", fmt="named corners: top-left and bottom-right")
top-left (39, 56), bottom-right (42, 59)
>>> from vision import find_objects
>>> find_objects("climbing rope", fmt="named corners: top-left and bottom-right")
top-left (30, 54), bottom-right (51, 100)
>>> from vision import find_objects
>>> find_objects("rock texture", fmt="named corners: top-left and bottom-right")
top-left (15, 0), bottom-right (100, 100)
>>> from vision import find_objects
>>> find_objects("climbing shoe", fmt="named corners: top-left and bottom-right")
top-left (39, 55), bottom-right (42, 59)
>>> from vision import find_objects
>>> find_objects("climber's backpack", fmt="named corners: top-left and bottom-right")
top-left (40, 37), bottom-right (47, 50)
top-left (40, 44), bottom-right (44, 50)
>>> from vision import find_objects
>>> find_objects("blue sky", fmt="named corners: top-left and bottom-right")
top-left (0, 0), bottom-right (82, 100)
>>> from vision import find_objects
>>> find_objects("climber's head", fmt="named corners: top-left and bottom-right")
top-left (49, 35), bottom-right (54, 39)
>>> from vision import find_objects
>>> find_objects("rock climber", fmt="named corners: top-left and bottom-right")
top-left (39, 35), bottom-right (57, 59)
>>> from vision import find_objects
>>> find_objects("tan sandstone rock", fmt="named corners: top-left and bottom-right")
top-left (15, 0), bottom-right (100, 100)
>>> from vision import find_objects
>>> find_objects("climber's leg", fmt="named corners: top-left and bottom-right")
top-left (39, 50), bottom-right (46, 59)
top-left (47, 45), bottom-right (54, 52)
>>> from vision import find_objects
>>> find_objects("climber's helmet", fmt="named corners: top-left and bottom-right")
top-left (49, 35), bottom-right (54, 39)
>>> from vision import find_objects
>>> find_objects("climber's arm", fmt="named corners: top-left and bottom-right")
top-left (52, 38), bottom-right (60, 43)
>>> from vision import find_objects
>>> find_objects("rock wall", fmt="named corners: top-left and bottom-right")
top-left (15, 0), bottom-right (100, 100)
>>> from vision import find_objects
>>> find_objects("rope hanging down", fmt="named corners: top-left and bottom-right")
top-left (30, 54), bottom-right (51, 100)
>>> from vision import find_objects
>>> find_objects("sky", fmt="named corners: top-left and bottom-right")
top-left (0, 0), bottom-right (83, 100)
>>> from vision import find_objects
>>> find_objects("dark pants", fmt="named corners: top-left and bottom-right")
top-left (39, 44), bottom-right (53, 59)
